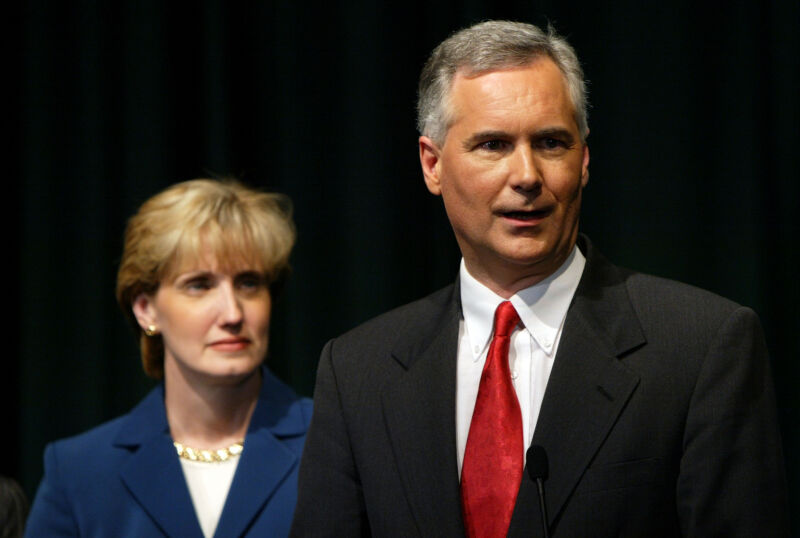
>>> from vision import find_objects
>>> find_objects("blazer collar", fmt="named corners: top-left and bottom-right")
top-left (382, 282), bottom-right (466, 537)
top-left (510, 235), bottom-right (646, 536)
top-left (246, 367), bottom-right (309, 437)
top-left (113, 367), bottom-right (306, 537)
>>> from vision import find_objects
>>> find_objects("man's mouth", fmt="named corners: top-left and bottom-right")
top-left (502, 209), bottom-right (549, 220)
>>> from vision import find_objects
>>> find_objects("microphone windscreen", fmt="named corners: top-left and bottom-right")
top-left (527, 444), bottom-right (549, 481)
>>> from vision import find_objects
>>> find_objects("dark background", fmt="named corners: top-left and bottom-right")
top-left (10, 0), bottom-right (799, 531)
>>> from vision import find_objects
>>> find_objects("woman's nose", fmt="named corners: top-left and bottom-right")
top-left (217, 282), bottom-right (244, 326)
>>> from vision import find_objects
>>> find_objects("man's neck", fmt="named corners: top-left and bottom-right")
top-left (462, 255), bottom-right (572, 299)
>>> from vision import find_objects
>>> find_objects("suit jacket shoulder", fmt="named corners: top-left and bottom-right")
top-left (293, 282), bottom-right (466, 537)
top-left (511, 236), bottom-right (788, 537)
top-left (329, 283), bottom-right (457, 358)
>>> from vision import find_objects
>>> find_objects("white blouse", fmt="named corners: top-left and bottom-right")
top-left (179, 455), bottom-right (241, 537)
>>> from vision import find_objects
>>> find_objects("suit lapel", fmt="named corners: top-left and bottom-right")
top-left (381, 284), bottom-right (465, 537)
top-left (116, 388), bottom-right (203, 538)
top-left (509, 238), bottom-right (645, 536)
top-left (213, 430), bottom-right (297, 536)
top-left (214, 369), bottom-right (305, 537)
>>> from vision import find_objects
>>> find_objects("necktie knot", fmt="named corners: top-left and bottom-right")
top-left (493, 301), bottom-right (520, 338)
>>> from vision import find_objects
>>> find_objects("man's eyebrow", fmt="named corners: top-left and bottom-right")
top-left (461, 127), bottom-right (578, 150)
top-left (533, 127), bottom-right (576, 143)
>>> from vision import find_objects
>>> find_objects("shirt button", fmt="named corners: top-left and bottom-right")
top-left (511, 370), bottom-right (518, 380)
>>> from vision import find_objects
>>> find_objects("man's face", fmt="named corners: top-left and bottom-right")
top-left (419, 58), bottom-right (589, 296)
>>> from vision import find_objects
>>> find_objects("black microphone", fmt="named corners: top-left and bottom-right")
top-left (527, 444), bottom-right (550, 538)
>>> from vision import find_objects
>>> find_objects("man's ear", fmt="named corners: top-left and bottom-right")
top-left (131, 293), bottom-right (158, 331)
top-left (580, 140), bottom-right (590, 187)
top-left (419, 136), bottom-right (443, 196)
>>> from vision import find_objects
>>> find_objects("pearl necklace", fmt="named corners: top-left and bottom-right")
top-left (173, 440), bottom-right (244, 463)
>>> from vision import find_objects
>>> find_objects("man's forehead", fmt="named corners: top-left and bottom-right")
top-left (448, 59), bottom-right (574, 118)
top-left (453, 55), bottom-right (555, 83)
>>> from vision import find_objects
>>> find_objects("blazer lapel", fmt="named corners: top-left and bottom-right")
top-left (509, 238), bottom-right (645, 536)
top-left (381, 284), bottom-right (465, 537)
top-left (214, 369), bottom-right (306, 537)
top-left (116, 387), bottom-right (203, 538)
top-left (213, 431), bottom-right (297, 537)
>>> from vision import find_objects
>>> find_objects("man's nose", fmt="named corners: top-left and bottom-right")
top-left (509, 146), bottom-right (542, 192)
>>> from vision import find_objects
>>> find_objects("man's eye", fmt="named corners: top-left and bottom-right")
top-left (543, 138), bottom-right (563, 149)
top-left (538, 137), bottom-right (570, 151)
top-left (478, 140), bottom-right (508, 151)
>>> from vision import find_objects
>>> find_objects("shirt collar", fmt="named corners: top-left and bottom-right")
top-left (459, 246), bottom-right (586, 359)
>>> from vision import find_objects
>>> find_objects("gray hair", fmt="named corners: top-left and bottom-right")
top-left (417, 20), bottom-right (589, 145)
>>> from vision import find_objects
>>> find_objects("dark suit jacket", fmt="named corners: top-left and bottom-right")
top-left (291, 236), bottom-right (788, 537)
top-left (26, 367), bottom-right (312, 537)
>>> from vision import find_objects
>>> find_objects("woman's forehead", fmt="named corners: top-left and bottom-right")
top-left (167, 246), bottom-right (264, 277)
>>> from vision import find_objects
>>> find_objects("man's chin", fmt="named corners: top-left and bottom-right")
top-left (496, 241), bottom-right (575, 276)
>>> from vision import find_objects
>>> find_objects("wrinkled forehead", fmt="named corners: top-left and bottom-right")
top-left (445, 58), bottom-right (576, 128)
top-left (453, 57), bottom-right (570, 102)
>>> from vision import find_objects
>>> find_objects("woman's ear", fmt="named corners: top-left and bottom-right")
top-left (131, 293), bottom-right (158, 333)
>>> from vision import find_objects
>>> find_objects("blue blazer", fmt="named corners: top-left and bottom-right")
top-left (26, 367), bottom-right (312, 537)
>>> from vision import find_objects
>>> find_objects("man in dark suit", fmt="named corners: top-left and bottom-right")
top-left (291, 20), bottom-right (788, 537)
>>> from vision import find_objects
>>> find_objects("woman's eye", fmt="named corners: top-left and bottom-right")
top-left (236, 274), bottom-right (266, 291)
top-left (185, 279), bottom-right (211, 291)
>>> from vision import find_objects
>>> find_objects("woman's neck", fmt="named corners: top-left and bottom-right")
top-left (163, 362), bottom-right (262, 450)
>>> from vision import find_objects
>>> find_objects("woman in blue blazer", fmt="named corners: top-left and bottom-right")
top-left (26, 179), bottom-right (312, 537)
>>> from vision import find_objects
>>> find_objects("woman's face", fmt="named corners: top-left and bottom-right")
top-left (134, 254), bottom-right (271, 384)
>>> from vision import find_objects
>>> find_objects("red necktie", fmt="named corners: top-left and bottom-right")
top-left (461, 301), bottom-right (523, 538)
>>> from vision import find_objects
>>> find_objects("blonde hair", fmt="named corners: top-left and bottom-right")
top-left (116, 178), bottom-right (296, 379)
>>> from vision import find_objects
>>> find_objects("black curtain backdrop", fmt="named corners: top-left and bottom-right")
top-left (11, 0), bottom-right (799, 530)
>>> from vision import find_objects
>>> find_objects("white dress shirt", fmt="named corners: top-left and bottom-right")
top-left (456, 246), bottom-right (586, 476)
